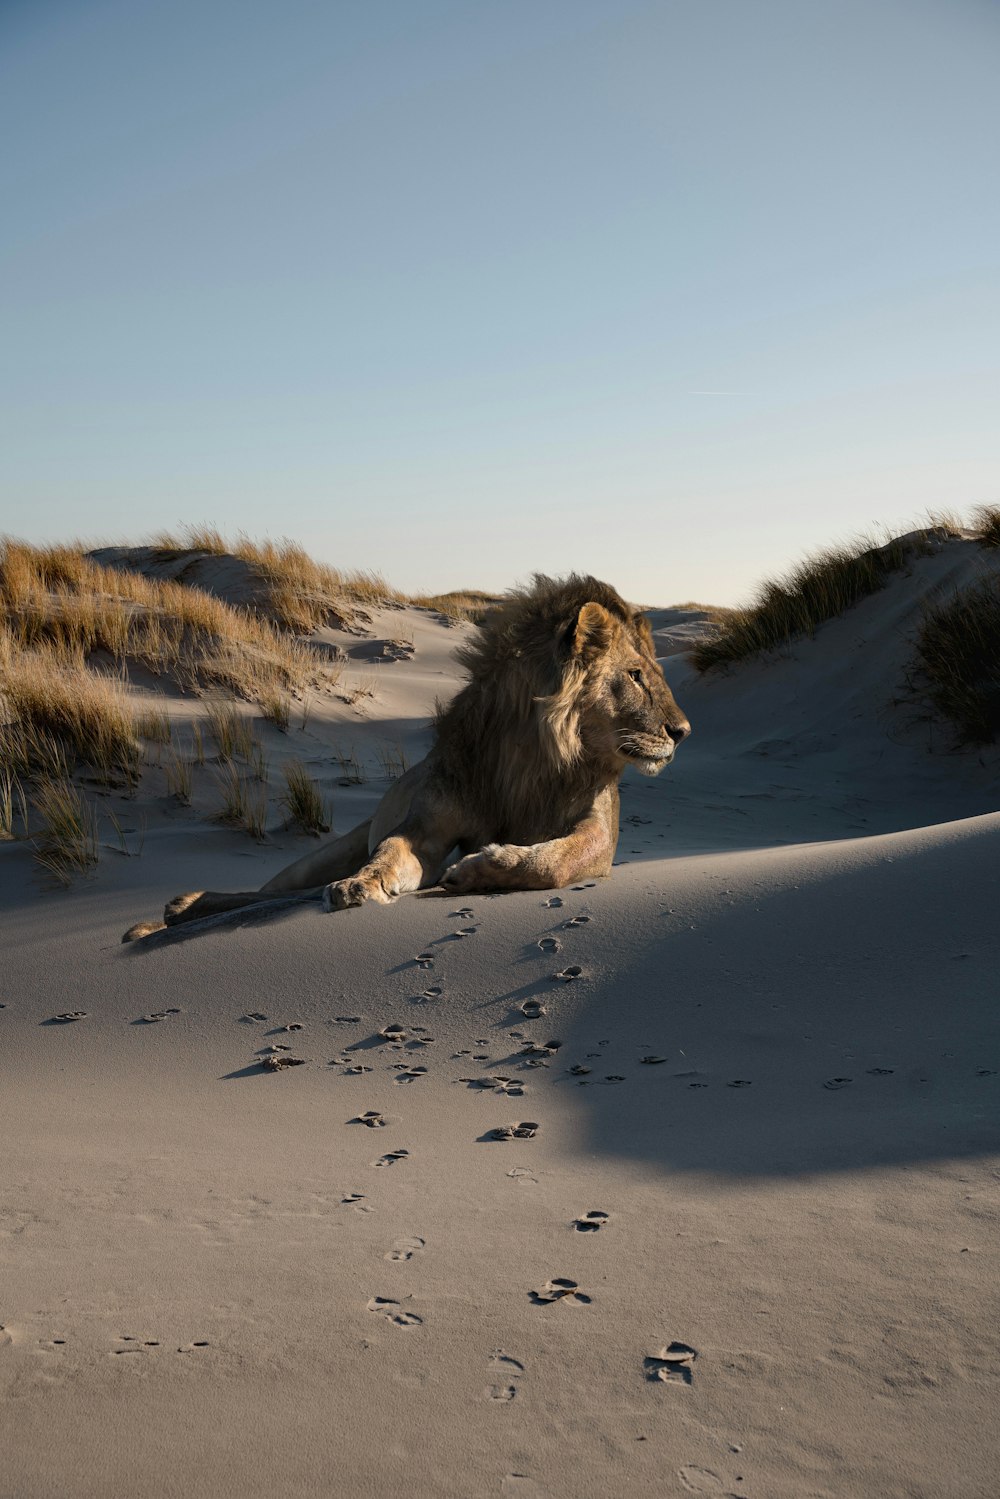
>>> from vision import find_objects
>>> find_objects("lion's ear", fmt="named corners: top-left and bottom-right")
top-left (572, 601), bottom-right (615, 659)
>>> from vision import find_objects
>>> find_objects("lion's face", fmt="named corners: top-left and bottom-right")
top-left (573, 602), bottom-right (690, 776)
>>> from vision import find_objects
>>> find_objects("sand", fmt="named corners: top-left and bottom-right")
top-left (3, 553), bottom-right (1000, 1498)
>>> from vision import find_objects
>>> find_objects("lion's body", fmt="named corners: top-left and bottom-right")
top-left (124, 575), bottom-right (689, 941)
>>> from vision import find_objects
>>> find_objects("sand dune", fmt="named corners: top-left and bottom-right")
top-left (2, 552), bottom-right (999, 1498)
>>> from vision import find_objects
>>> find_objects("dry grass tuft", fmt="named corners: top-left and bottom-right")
top-left (30, 776), bottom-right (101, 885)
top-left (205, 702), bottom-right (256, 760)
top-left (373, 741), bottom-right (409, 780)
top-left (691, 527), bottom-right (950, 672)
top-left (280, 759), bottom-right (330, 835)
top-left (214, 757), bottom-right (268, 839)
top-left (913, 577), bottom-right (1000, 744)
top-left (973, 504), bottom-right (1000, 549)
top-left (260, 692), bottom-right (291, 732)
top-left (1, 635), bottom-right (141, 783)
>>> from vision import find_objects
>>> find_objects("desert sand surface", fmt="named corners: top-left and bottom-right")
top-left (3, 547), bottom-right (1000, 1499)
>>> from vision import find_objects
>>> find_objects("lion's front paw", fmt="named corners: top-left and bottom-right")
top-left (441, 845), bottom-right (519, 893)
top-left (322, 876), bottom-right (392, 911)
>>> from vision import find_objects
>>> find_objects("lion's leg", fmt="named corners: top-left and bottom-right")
top-left (441, 799), bottom-right (617, 894)
top-left (323, 828), bottom-right (456, 910)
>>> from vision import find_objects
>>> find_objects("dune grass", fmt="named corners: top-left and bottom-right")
top-left (973, 504), bottom-right (1000, 549)
top-left (280, 758), bottom-right (330, 835)
top-left (145, 525), bottom-right (494, 626)
top-left (214, 757), bottom-right (269, 839)
top-left (691, 525), bottom-right (956, 672)
top-left (30, 776), bottom-right (101, 885)
top-left (914, 577), bottom-right (1000, 744)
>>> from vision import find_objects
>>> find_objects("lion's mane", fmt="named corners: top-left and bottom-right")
top-left (432, 574), bottom-right (650, 841)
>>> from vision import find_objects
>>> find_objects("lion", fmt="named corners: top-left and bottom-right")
top-left (123, 575), bottom-right (690, 941)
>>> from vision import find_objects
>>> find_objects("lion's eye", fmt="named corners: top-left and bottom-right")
top-left (628, 669), bottom-right (644, 684)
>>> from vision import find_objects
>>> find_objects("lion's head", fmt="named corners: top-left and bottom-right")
top-left (447, 575), bottom-right (690, 800)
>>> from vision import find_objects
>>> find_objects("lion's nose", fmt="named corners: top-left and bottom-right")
top-left (665, 720), bottom-right (690, 744)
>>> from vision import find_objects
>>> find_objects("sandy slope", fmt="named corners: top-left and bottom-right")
top-left (2, 564), bottom-right (999, 1499)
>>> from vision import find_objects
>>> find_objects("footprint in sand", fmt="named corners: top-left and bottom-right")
top-left (142, 1008), bottom-right (182, 1023)
top-left (240, 1012), bottom-right (268, 1023)
top-left (341, 1192), bottom-right (371, 1214)
top-left (562, 915), bottom-right (590, 928)
top-left (334, 1014), bottom-right (362, 1024)
top-left (343, 1064), bottom-right (373, 1075)
top-left (366, 1297), bottom-right (422, 1327)
top-left (823, 1077), bottom-right (853, 1090)
top-left (552, 966), bottom-right (584, 983)
top-left (726, 1079), bottom-right (752, 1088)
top-left (353, 1110), bottom-right (387, 1128)
top-left (416, 986), bottom-right (442, 1003)
top-left (520, 999), bottom-right (547, 1019)
top-left (50, 1012), bottom-right (88, 1023)
top-left (488, 1122), bottom-right (539, 1141)
top-left (414, 953), bottom-right (435, 970)
top-left (176, 1341), bottom-right (211, 1354)
top-left (451, 907), bottom-right (475, 919)
top-left (373, 1149), bottom-right (410, 1168)
top-left (867, 1067), bottom-right (895, 1076)
top-left (393, 1066), bottom-right (428, 1084)
top-left (385, 1236), bottom-right (426, 1261)
top-left (530, 1278), bottom-right (591, 1306)
top-left (646, 1341), bottom-right (698, 1385)
top-left (640, 1055), bottom-right (667, 1065)
top-left (537, 936), bottom-right (561, 954)
top-left (543, 896), bottom-right (563, 908)
top-left (261, 1055), bottom-right (306, 1071)
top-left (486, 1350), bottom-right (525, 1402)
top-left (380, 1023), bottom-right (408, 1042)
top-left (572, 1210), bottom-right (609, 1233)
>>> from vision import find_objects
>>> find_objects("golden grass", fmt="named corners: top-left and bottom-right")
top-left (2, 537), bottom-right (317, 702)
top-left (1, 634), bottom-right (141, 783)
top-left (146, 525), bottom-right (494, 626)
top-left (691, 526), bottom-right (952, 672)
top-left (914, 577), bottom-right (1000, 744)
top-left (973, 504), bottom-right (1000, 549)
top-left (205, 702), bottom-right (256, 760)
top-left (214, 757), bottom-right (268, 839)
top-left (279, 758), bottom-right (330, 835)
top-left (30, 776), bottom-right (100, 885)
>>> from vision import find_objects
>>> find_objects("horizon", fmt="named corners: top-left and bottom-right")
top-left (2, 0), bottom-right (998, 605)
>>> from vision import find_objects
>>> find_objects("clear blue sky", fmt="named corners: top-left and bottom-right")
top-left (2, 0), bottom-right (998, 604)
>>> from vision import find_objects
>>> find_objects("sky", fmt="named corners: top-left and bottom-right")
top-left (1, 0), bottom-right (998, 605)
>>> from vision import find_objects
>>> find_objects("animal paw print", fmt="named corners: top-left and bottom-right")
top-left (572, 1210), bottom-right (609, 1233)
top-left (366, 1296), bottom-right (422, 1327)
top-left (373, 1149), bottom-right (410, 1168)
top-left (488, 1121), bottom-right (539, 1141)
top-left (486, 1350), bottom-right (524, 1402)
top-left (645, 1341), bottom-right (697, 1384)
top-left (384, 1236), bottom-right (425, 1262)
top-left (530, 1278), bottom-right (591, 1306)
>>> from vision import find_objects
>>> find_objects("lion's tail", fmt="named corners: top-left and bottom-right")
top-left (121, 817), bottom-right (374, 943)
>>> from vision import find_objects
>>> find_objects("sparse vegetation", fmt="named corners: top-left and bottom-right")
top-left (331, 743), bottom-right (366, 784)
top-left (137, 709), bottom-right (172, 745)
top-left (260, 691), bottom-right (291, 732)
top-left (164, 751), bottom-right (193, 804)
top-left (1, 767), bottom-right (26, 840)
top-left (374, 741), bottom-right (409, 780)
top-left (214, 757), bottom-right (268, 839)
top-left (691, 526), bottom-right (953, 672)
top-left (280, 759), bottom-right (330, 835)
top-left (914, 577), bottom-right (1000, 744)
top-left (205, 702), bottom-right (255, 760)
top-left (973, 504), bottom-right (1000, 549)
top-left (30, 776), bottom-right (101, 885)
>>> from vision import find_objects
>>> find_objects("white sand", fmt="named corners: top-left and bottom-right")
top-left (3, 552), bottom-right (1000, 1498)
